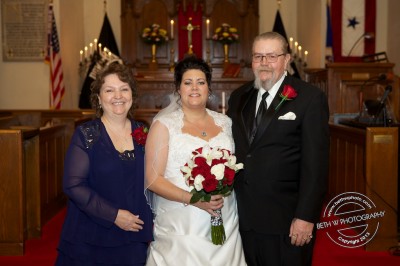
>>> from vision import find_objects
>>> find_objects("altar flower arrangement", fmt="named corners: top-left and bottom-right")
top-left (275, 85), bottom-right (298, 110)
top-left (181, 146), bottom-right (244, 245)
top-left (141, 23), bottom-right (169, 45)
top-left (131, 125), bottom-right (149, 147)
top-left (212, 23), bottom-right (239, 45)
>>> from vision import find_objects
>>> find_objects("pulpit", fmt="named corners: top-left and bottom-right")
top-left (328, 123), bottom-right (398, 251)
top-left (326, 63), bottom-right (399, 122)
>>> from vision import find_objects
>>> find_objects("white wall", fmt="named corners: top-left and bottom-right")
top-left (0, 0), bottom-right (120, 109)
top-left (0, 0), bottom-right (396, 109)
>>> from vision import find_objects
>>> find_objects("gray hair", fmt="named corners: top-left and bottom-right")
top-left (252, 32), bottom-right (289, 54)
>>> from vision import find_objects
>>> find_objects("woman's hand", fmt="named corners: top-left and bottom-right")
top-left (114, 209), bottom-right (144, 232)
top-left (192, 194), bottom-right (224, 216)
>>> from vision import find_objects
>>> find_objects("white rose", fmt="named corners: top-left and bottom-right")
top-left (194, 175), bottom-right (205, 191)
top-left (211, 163), bottom-right (225, 180)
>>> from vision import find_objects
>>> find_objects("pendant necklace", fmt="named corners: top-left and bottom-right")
top-left (103, 117), bottom-right (131, 151)
top-left (184, 115), bottom-right (208, 137)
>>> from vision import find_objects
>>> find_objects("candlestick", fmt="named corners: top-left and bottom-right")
top-left (298, 45), bottom-right (302, 59)
top-left (294, 42), bottom-right (298, 56)
top-left (206, 19), bottom-right (210, 39)
top-left (304, 50), bottom-right (308, 63)
top-left (79, 50), bottom-right (83, 63)
top-left (84, 46), bottom-right (88, 58)
top-left (89, 43), bottom-right (93, 55)
top-left (170, 20), bottom-right (174, 39)
top-left (94, 38), bottom-right (98, 52)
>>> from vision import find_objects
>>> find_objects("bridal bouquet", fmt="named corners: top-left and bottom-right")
top-left (181, 146), bottom-right (244, 245)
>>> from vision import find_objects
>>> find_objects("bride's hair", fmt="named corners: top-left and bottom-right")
top-left (173, 56), bottom-right (212, 94)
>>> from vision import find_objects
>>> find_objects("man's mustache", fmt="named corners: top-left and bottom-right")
top-left (256, 67), bottom-right (273, 72)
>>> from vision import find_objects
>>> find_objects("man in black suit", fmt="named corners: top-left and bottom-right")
top-left (227, 32), bottom-right (329, 266)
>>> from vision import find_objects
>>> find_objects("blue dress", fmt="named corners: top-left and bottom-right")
top-left (56, 118), bottom-right (153, 266)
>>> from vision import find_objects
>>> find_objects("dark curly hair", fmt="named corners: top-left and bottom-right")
top-left (90, 62), bottom-right (138, 119)
top-left (173, 56), bottom-right (212, 96)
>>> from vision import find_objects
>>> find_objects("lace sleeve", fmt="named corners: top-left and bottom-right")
top-left (63, 123), bottom-right (118, 227)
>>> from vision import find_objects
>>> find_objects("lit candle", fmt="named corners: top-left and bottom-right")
top-left (298, 45), bottom-right (302, 59)
top-left (304, 51), bottom-right (308, 63)
top-left (294, 42), bottom-right (298, 56)
top-left (222, 91), bottom-right (226, 108)
top-left (79, 50), bottom-right (83, 63)
top-left (170, 20), bottom-right (174, 39)
top-left (89, 43), bottom-right (93, 54)
top-left (94, 38), bottom-right (98, 52)
top-left (108, 51), bottom-right (111, 59)
top-left (206, 19), bottom-right (210, 39)
top-left (289, 37), bottom-right (293, 51)
top-left (84, 46), bottom-right (88, 58)
top-left (98, 43), bottom-right (102, 53)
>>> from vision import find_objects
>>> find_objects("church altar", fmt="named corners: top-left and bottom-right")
top-left (121, 0), bottom-right (258, 68)
top-left (120, 0), bottom-right (259, 110)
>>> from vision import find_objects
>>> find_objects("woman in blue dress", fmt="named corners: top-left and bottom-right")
top-left (56, 62), bottom-right (153, 266)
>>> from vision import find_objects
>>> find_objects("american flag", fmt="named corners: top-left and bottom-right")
top-left (46, 3), bottom-right (65, 109)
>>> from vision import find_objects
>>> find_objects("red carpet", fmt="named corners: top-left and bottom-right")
top-left (0, 208), bottom-right (65, 266)
top-left (0, 208), bottom-right (399, 266)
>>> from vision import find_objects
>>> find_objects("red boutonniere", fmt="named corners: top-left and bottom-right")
top-left (131, 125), bottom-right (149, 148)
top-left (275, 85), bottom-right (297, 110)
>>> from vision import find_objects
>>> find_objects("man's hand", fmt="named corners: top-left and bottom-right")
top-left (289, 218), bottom-right (314, 246)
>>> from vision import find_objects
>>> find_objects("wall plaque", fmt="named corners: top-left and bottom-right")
top-left (1, 0), bottom-right (47, 61)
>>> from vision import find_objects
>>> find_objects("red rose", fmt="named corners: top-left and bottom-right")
top-left (192, 157), bottom-right (211, 178)
top-left (282, 85), bottom-right (297, 99)
top-left (275, 85), bottom-right (297, 110)
top-left (131, 126), bottom-right (149, 146)
top-left (211, 158), bottom-right (227, 165)
top-left (202, 176), bottom-right (218, 192)
top-left (223, 168), bottom-right (235, 185)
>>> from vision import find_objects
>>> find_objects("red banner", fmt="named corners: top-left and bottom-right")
top-left (331, 0), bottom-right (376, 62)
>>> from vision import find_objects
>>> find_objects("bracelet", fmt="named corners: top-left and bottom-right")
top-left (181, 191), bottom-right (189, 206)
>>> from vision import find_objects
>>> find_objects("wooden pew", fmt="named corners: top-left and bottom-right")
top-left (0, 111), bottom-right (94, 256)
top-left (0, 128), bottom-right (39, 255)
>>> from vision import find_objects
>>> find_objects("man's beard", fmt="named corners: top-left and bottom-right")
top-left (254, 69), bottom-right (275, 90)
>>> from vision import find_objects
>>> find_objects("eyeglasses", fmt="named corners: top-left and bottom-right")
top-left (252, 53), bottom-right (286, 63)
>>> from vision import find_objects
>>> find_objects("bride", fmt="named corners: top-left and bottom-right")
top-left (144, 56), bottom-right (246, 265)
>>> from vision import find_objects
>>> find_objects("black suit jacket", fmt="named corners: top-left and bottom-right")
top-left (227, 75), bottom-right (330, 234)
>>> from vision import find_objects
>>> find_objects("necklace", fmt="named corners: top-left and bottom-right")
top-left (102, 117), bottom-right (132, 151)
top-left (184, 115), bottom-right (208, 137)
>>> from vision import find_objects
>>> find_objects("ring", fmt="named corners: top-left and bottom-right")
top-left (291, 234), bottom-right (297, 238)
top-left (303, 238), bottom-right (307, 241)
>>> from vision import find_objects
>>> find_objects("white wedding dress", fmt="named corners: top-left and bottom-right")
top-left (146, 108), bottom-right (246, 266)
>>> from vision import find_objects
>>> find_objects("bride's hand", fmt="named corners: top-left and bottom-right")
top-left (192, 195), bottom-right (224, 216)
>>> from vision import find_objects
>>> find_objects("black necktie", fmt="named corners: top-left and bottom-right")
top-left (250, 91), bottom-right (268, 142)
